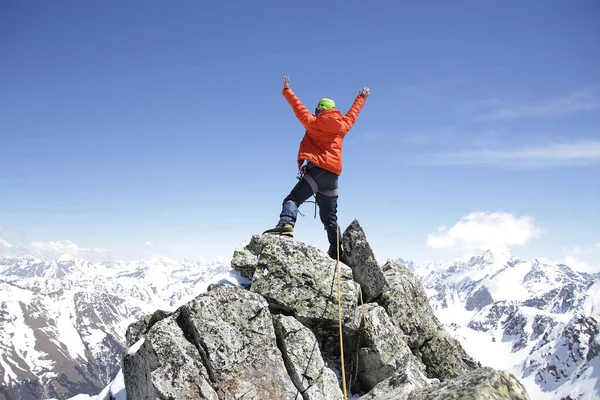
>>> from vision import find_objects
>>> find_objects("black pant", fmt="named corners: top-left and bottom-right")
top-left (279, 164), bottom-right (340, 232)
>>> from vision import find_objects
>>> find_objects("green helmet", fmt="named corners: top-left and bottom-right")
top-left (316, 98), bottom-right (336, 111)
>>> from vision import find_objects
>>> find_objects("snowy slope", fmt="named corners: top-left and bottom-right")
top-left (415, 250), bottom-right (600, 400)
top-left (0, 254), bottom-right (232, 400)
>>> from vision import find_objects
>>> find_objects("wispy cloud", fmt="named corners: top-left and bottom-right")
top-left (423, 140), bottom-right (600, 168)
top-left (478, 87), bottom-right (600, 120)
top-left (562, 242), bottom-right (600, 273)
top-left (0, 239), bottom-right (107, 260)
top-left (571, 242), bottom-right (600, 256)
top-left (427, 211), bottom-right (541, 253)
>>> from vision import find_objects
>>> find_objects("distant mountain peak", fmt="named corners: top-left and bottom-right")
top-left (0, 253), bottom-right (233, 399)
top-left (421, 248), bottom-right (600, 399)
top-left (468, 248), bottom-right (515, 264)
top-left (57, 253), bottom-right (76, 262)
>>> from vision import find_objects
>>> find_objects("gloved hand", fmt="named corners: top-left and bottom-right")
top-left (283, 76), bottom-right (290, 89)
top-left (359, 87), bottom-right (370, 98)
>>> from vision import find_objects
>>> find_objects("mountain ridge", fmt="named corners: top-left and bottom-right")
top-left (413, 248), bottom-right (600, 399)
top-left (1, 246), bottom-right (597, 399)
top-left (0, 255), bottom-right (232, 399)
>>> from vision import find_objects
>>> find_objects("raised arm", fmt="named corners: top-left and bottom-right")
top-left (342, 87), bottom-right (370, 130)
top-left (281, 76), bottom-right (316, 130)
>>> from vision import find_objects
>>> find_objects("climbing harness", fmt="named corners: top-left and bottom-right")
top-left (296, 166), bottom-right (319, 219)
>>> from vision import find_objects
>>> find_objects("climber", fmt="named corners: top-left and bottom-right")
top-left (264, 75), bottom-right (370, 261)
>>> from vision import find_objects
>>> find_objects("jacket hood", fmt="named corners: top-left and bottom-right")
top-left (315, 110), bottom-right (345, 134)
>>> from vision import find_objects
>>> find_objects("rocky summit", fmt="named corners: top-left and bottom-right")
top-left (122, 219), bottom-right (530, 399)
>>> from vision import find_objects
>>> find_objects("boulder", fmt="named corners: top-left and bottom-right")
top-left (378, 259), bottom-right (479, 380)
top-left (122, 220), bottom-right (529, 400)
top-left (407, 367), bottom-right (529, 400)
top-left (356, 304), bottom-right (430, 393)
top-left (233, 234), bottom-right (361, 337)
top-left (342, 219), bottom-right (389, 302)
top-left (273, 315), bottom-right (343, 400)
top-left (125, 309), bottom-right (172, 346)
top-left (123, 284), bottom-right (297, 399)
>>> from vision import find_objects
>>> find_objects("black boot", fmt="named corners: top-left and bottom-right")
top-left (325, 224), bottom-right (344, 261)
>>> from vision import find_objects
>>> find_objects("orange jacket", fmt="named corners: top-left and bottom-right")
top-left (283, 88), bottom-right (366, 176)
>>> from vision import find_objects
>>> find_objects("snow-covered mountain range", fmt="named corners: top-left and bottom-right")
top-left (1, 249), bottom-right (598, 399)
top-left (0, 254), bottom-right (231, 399)
top-left (411, 250), bottom-right (600, 399)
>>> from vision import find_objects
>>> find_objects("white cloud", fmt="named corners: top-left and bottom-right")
top-left (571, 242), bottom-right (600, 255)
top-left (479, 87), bottom-right (600, 120)
top-left (563, 242), bottom-right (600, 273)
top-left (427, 212), bottom-right (541, 253)
top-left (0, 239), bottom-right (106, 260)
top-left (424, 140), bottom-right (600, 168)
top-left (562, 255), bottom-right (600, 274)
top-left (145, 241), bottom-right (154, 248)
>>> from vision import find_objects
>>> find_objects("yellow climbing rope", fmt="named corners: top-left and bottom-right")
top-left (336, 224), bottom-right (348, 400)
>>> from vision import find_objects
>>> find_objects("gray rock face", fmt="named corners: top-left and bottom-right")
top-left (123, 284), bottom-right (297, 400)
top-left (123, 220), bottom-right (529, 400)
top-left (358, 368), bottom-right (435, 400)
top-left (468, 302), bottom-right (519, 332)
top-left (407, 367), bottom-right (529, 400)
top-left (123, 317), bottom-right (217, 400)
top-left (231, 238), bottom-right (261, 280)
top-left (233, 234), bottom-right (360, 336)
top-left (125, 309), bottom-right (172, 346)
top-left (378, 259), bottom-right (479, 381)
top-left (342, 219), bottom-right (389, 302)
top-left (356, 304), bottom-right (429, 392)
top-left (465, 285), bottom-right (494, 311)
top-left (525, 314), bottom-right (599, 392)
top-left (273, 315), bottom-right (343, 400)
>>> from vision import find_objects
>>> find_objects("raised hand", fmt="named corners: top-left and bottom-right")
top-left (359, 87), bottom-right (370, 98)
top-left (283, 76), bottom-right (290, 89)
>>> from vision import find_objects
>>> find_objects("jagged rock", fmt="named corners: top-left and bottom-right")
top-left (523, 283), bottom-right (585, 314)
top-left (231, 238), bottom-right (261, 280)
top-left (502, 311), bottom-right (529, 352)
top-left (407, 367), bottom-right (530, 400)
top-left (123, 284), bottom-right (297, 399)
top-left (125, 309), bottom-right (172, 346)
top-left (468, 302), bottom-right (519, 332)
top-left (123, 317), bottom-right (217, 399)
top-left (273, 315), bottom-right (343, 400)
top-left (465, 285), bottom-right (493, 311)
top-left (124, 315), bottom-right (150, 348)
top-left (356, 304), bottom-right (429, 392)
top-left (342, 219), bottom-right (389, 302)
top-left (377, 259), bottom-right (478, 381)
top-left (233, 234), bottom-right (360, 336)
top-left (122, 220), bottom-right (531, 400)
top-left (526, 314), bottom-right (599, 391)
top-left (357, 364), bottom-right (435, 400)
top-left (530, 314), bottom-right (556, 341)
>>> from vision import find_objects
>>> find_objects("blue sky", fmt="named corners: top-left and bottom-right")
top-left (1, 1), bottom-right (599, 270)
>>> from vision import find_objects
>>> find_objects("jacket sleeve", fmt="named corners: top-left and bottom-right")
top-left (342, 95), bottom-right (366, 132)
top-left (282, 88), bottom-right (317, 130)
